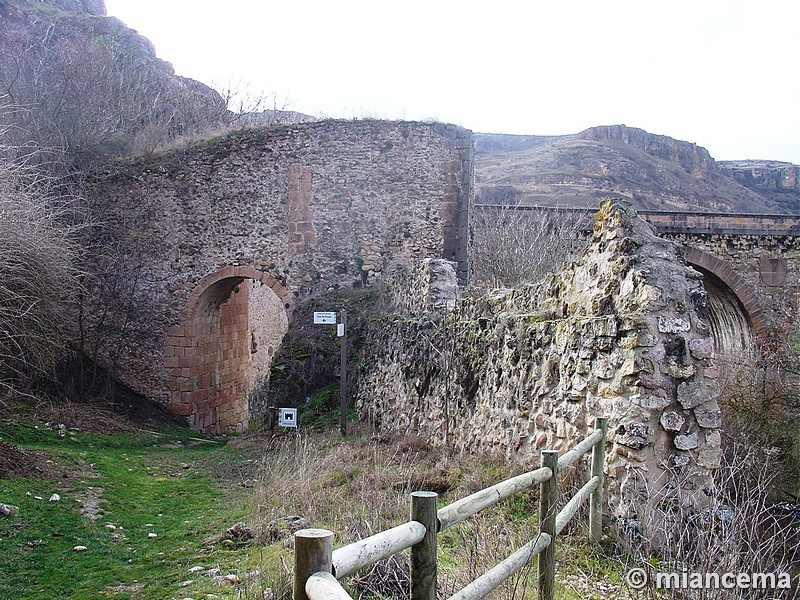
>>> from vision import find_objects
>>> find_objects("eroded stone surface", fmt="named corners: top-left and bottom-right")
top-left (674, 434), bottom-right (699, 450)
top-left (677, 379), bottom-right (721, 410)
top-left (659, 411), bottom-right (685, 432)
top-left (356, 201), bottom-right (723, 548)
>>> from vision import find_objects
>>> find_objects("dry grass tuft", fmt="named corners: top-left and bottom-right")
top-left (248, 428), bottom-right (531, 600)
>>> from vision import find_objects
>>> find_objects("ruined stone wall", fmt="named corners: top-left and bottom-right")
top-left (82, 119), bottom-right (473, 430)
top-left (355, 202), bottom-right (722, 543)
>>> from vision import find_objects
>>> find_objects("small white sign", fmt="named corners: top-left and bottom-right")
top-left (313, 311), bottom-right (337, 324)
top-left (278, 408), bottom-right (298, 428)
top-left (337, 323), bottom-right (345, 337)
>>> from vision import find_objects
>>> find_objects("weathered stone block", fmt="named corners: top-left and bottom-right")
top-left (677, 378), bottom-right (720, 409)
top-left (591, 316), bottom-right (618, 337)
top-left (616, 421), bottom-right (654, 450)
top-left (659, 411), bottom-right (685, 432)
top-left (169, 402), bottom-right (192, 417)
top-left (639, 393), bottom-right (672, 410)
top-left (705, 429), bottom-right (721, 448)
top-left (674, 433), bottom-right (698, 450)
top-left (688, 337), bottom-right (714, 360)
top-left (658, 316), bottom-right (691, 333)
top-left (694, 406), bottom-right (722, 429)
top-left (664, 358), bottom-right (695, 379)
top-left (673, 452), bottom-right (691, 467)
top-left (696, 446), bottom-right (722, 469)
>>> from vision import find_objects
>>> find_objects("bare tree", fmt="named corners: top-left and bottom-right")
top-left (469, 205), bottom-right (591, 290)
top-left (0, 12), bottom-right (228, 176)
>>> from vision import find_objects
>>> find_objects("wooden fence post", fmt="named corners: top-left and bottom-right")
top-left (538, 451), bottom-right (558, 600)
top-left (411, 491), bottom-right (438, 600)
top-left (589, 417), bottom-right (608, 544)
top-left (294, 528), bottom-right (334, 600)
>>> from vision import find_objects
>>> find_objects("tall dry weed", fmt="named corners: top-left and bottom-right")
top-left (250, 429), bottom-right (528, 600)
top-left (0, 155), bottom-right (76, 394)
top-left (618, 419), bottom-right (799, 598)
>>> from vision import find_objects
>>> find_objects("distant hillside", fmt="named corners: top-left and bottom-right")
top-left (717, 160), bottom-right (799, 212)
top-left (0, 0), bottom-right (313, 173)
top-left (475, 125), bottom-right (799, 214)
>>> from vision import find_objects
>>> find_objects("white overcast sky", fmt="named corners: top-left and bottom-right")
top-left (103, 0), bottom-right (800, 164)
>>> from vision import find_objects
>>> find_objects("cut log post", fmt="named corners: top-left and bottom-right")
top-left (411, 491), bottom-right (438, 600)
top-left (294, 528), bottom-right (334, 600)
top-left (589, 417), bottom-right (608, 544)
top-left (538, 451), bottom-right (558, 600)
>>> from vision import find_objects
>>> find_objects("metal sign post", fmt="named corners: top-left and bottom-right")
top-left (312, 309), bottom-right (348, 437)
top-left (338, 308), bottom-right (347, 437)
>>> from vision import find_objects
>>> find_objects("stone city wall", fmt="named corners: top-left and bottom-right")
top-left (356, 202), bottom-right (723, 542)
top-left (82, 119), bottom-right (473, 431)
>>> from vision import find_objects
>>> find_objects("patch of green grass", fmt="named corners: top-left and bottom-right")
top-left (297, 383), bottom-right (357, 430)
top-left (1, 410), bottom-right (632, 600)
top-left (0, 420), bottom-right (260, 600)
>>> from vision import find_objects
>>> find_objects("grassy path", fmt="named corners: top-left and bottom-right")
top-left (0, 418), bottom-right (263, 600)
top-left (1, 404), bottom-right (628, 600)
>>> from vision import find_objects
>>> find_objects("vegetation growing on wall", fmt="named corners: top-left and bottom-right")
top-left (257, 288), bottom-right (387, 425)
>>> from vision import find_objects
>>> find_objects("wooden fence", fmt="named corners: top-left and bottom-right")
top-left (294, 417), bottom-right (608, 600)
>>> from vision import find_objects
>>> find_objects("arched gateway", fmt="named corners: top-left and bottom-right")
top-left (165, 267), bottom-right (292, 433)
top-left (682, 247), bottom-right (767, 372)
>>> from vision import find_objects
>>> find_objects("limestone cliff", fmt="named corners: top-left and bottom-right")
top-left (579, 125), bottom-right (715, 177)
top-left (718, 160), bottom-right (800, 211)
top-left (475, 126), bottom-right (799, 214)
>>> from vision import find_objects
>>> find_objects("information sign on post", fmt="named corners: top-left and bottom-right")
top-left (312, 309), bottom-right (348, 437)
top-left (278, 408), bottom-right (298, 428)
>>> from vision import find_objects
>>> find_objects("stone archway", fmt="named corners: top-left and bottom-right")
top-left (164, 266), bottom-right (292, 433)
top-left (684, 248), bottom-right (764, 375)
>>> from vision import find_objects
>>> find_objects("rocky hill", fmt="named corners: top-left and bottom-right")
top-left (475, 125), bottom-right (799, 214)
top-left (0, 0), bottom-right (227, 170)
top-left (2, 2), bottom-right (796, 215)
top-left (0, 0), bottom-right (310, 174)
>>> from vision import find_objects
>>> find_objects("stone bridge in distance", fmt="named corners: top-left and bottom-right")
top-left (83, 119), bottom-right (799, 433)
top-left (478, 204), bottom-right (799, 365)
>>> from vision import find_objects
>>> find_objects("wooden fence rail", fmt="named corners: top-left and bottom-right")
top-left (294, 416), bottom-right (608, 600)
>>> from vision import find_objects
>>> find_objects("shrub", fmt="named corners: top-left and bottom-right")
top-left (0, 158), bottom-right (75, 394)
top-left (469, 204), bottom-right (591, 291)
